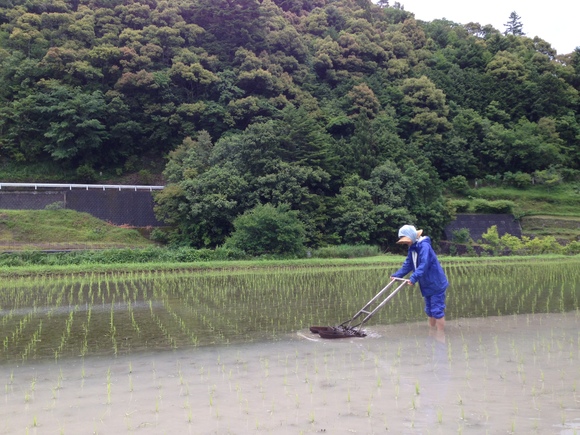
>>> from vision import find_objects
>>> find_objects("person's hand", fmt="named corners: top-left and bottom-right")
top-left (406, 279), bottom-right (414, 286)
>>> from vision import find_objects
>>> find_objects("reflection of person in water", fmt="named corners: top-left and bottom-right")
top-left (391, 225), bottom-right (449, 337)
top-left (415, 330), bottom-right (451, 429)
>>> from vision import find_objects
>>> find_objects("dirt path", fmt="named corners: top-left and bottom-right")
top-left (1, 312), bottom-right (579, 434)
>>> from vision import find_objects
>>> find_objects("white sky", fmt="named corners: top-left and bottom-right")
top-left (398, 0), bottom-right (579, 55)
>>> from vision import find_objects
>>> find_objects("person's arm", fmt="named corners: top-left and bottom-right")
top-left (409, 244), bottom-right (431, 284)
top-left (392, 251), bottom-right (414, 278)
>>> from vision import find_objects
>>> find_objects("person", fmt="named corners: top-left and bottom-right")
top-left (391, 225), bottom-right (448, 332)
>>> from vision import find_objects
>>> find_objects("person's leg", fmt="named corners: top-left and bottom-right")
top-left (434, 316), bottom-right (445, 330)
top-left (424, 296), bottom-right (435, 328)
top-left (429, 291), bottom-right (447, 331)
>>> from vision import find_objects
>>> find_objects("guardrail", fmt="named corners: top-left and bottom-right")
top-left (0, 183), bottom-right (165, 191)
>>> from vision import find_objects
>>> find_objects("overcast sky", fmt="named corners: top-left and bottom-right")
top-left (397, 0), bottom-right (579, 55)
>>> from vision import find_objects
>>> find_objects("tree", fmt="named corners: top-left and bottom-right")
top-left (399, 160), bottom-right (451, 241)
top-left (24, 81), bottom-right (109, 163)
top-left (328, 164), bottom-right (428, 247)
top-left (178, 162), bottom-right (251, 247)
top-left (400, 76), bottom-right (450, 139)
top-left (277, 106), bottom-right (335, 172)
top-left (503, 11), bottom-right (525, 36)
top-left (249, 161), bottom-right (331, 247)
top-left (399, 76), bottom-right (451, 170)
top-left (510, 117), bottom-right (564, 172)
top-left (341, 113), bottom-right (406, 179)
top-left (347, 83), bottom-right (380, 119)
top-left (163, 131), bottom-right (213, 183)
top-left (570, 47), bottom-right (580, 86)
top-left (367, 160), bottom-right (408, 208)
top-left (169, 61), bottom-right (219, 101)
top-left (330, 175), bottom-right (377, 245)
top-left (224, 203), bottom-right (306, 256)
top-left (191, 0), bottom-right (267, 59)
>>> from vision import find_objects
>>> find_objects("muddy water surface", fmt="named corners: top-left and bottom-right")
top-left (1, 311), bottom-right (579, 434)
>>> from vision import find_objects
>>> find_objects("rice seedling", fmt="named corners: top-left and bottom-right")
top-left (106, 367), bottom-right (112, 404)
top-left (1, 256), bottom-right (579, 363)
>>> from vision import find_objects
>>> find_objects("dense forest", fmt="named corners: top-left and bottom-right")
top-left (1, 0), bottom-right (579, 249)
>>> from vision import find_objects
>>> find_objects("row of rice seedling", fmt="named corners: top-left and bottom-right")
top-left (0, 257), bottom-right (578, 362)
top-left (2, 308), bottom-right (578, 434)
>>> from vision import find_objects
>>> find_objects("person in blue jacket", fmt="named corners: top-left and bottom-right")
top-left (391, 225), bottom-right (449, 332)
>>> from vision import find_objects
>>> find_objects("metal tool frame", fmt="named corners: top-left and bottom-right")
top-left (340, 277), bottom-right (408, 332)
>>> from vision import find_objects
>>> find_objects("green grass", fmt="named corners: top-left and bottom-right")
top-left (467, 184), bottom-right (580, 215)
top-left (520, 215), bottom-right (580, 241)
top-left (0, 209), bottom-right (155, 250)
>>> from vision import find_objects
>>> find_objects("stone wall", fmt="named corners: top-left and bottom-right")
top-left (444, 213), bottom-right (521, 242)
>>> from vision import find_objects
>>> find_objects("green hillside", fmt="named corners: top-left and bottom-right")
top-left (1, 0), bottom-right (579, 249)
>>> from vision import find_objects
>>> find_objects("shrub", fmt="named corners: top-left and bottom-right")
top-left (477, 227), bottom-right (569, 256)
top-left (481, 225), bottom-right (501, 255)
top-left (488, 200), bottom-right (515, 213)
top-left (483, 174), bottom-right (501, 187)
top-left (449, 200), bottom-right (470, 213)
top-left (471, 199), bottom-right (515, 214)
top-left (446, 175), bottom-right (469, 194)
top-left (533, 168), bottom-right (561, 187)
top-left (76, 164), bottom-right (97, 183)
top-left (503, 171), bottom-right (532, 188)
top-left (522, 236), bottom-right (563, 255)
top-left (44, 201), bottom-right (65, 210)
top-left (150, 228), bottom-right (170, 244)
top-left (224, 203), bottom-right (306, 256)
top-left (559, 168), bottom-right (580, 182)
top-left (124, 155), bottom-right (139, 172)
top-left (563, 241), bottom-right (580, 255)
top-left (451, 228), bottom-right (471, 244)
top-left (499, 233), bottom-right (524, 254)
top-left (137, 169), bottom-right (153, 185)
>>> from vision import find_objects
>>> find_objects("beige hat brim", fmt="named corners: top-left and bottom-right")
top-left (416, 229), bottom-right (423, 237)
top-left (396, 236), bottom-right (412, 244)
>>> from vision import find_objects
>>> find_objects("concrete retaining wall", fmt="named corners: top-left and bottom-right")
top-left (444, 213), bottom-right (522, 242)
top-left (0, 189), bottom-right (162, 227)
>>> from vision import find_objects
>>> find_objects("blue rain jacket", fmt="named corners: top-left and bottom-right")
top-left (392, 236), bottom-right (448, 296)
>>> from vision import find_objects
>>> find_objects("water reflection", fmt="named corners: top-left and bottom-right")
top-left (414, 328), bottom-right (450, 429)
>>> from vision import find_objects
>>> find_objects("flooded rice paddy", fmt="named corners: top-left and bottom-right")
top-left (0, 257), bottom-right (579, 433)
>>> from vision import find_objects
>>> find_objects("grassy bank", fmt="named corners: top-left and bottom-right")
top-left (466, 183), bottom-right (580, 216)
top-left (0, 209), bottom-right (155, 250)
top-left (451, 183), bottom-right (580, 242)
